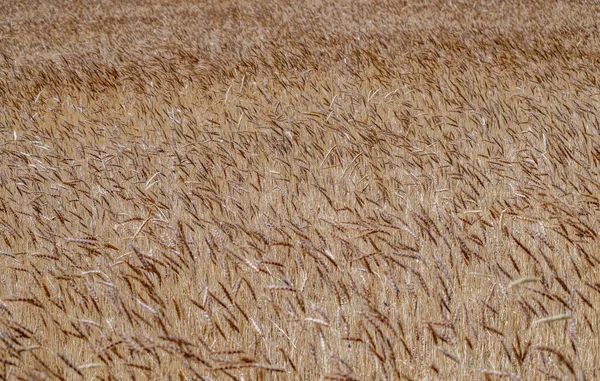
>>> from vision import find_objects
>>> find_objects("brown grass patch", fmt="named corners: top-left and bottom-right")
top-left (1, 0), bottom-right (599, 379)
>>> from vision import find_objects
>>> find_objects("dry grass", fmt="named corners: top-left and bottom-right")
top-left (1, 0), bottom-right (600, 379)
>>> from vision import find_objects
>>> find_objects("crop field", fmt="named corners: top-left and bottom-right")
top-left (1, 0), bottom-right (600, 379)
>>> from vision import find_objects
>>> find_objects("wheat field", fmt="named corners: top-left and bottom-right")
top-left (1, 0), bottom-right (600, 380)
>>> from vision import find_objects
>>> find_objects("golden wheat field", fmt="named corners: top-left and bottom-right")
top-left (1, 0), bottom-right (600, 379)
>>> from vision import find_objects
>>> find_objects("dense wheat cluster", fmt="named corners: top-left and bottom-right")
top-left (1, 0), bottom-right (600, 379)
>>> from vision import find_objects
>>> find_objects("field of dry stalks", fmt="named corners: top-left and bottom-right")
top-left (1, 0), bottom-right (600, 380)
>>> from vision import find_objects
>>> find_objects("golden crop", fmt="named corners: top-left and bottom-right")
top-left (1, 0), bottom-right (599, 379)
